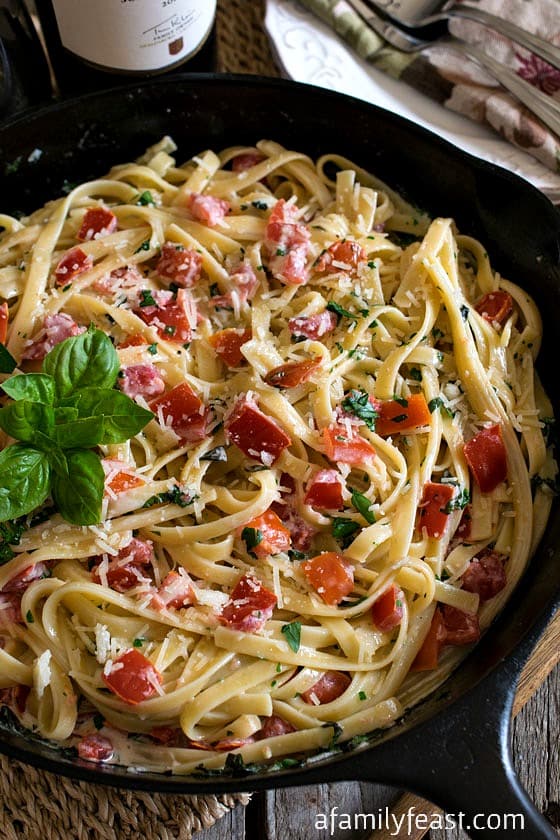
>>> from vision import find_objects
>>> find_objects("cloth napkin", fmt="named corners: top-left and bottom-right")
top-left (299, 0), bottom-right (560, 174)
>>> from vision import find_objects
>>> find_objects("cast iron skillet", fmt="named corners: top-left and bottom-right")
top-left (0, 75), bottom-right (558, 839)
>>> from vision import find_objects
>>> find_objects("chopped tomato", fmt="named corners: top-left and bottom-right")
top-left (102, 649), bottom-right (162, 705)
top-left (232, 152), bottom-right (265, 172)
top-left (441, 605), bottom-right (480, 645)
top-left (410, 608), bottom-right (447, 671)
top-left (417, 482), bottom-right (455, 539)
top-left (375, 394), bottom-right (432, 436)
top-left (3, 562), bottom-right (50, 593)
top-left (0, 302), bottom-right (8, 344)
top-left (214, 736), bottom-right (255, 751)
top-left (461, 549), bottom-right (506, 602)
top-left (150, 570), bottom-right (196, 610)
top-left (219, 574), bottom-right (277, 632)
top-left (271, 473), bottom-right (318, 551)
top-left (209, 327), bottom-right (251, 367)
top-left (150, 726), bottom-right (182, 745)
top-left (135, 288), bottom-right (197, 343)
top-left (118, 333), bottom-right (149, 349)
top-left (323, 425), bottom-right (376, 465)
top-left (304, 469), bottom-right (344, 510)
top-left (371, 585), bottom-right (405, 633)
top-left (255, 715), bottom-right (296, 739)
top-left (77, 734), bottom-right (114, 762)
top-left (54, 247), bottom-right (92, 286)
top-left (150, 382), bottom-right (209, 442)
top-left (302, 552), bottom-right (354, 605)
top-left (91, 537), bottom-right (153, 592)
top-left (463, 424), bottom-right (507, 493)
top-left (475, 290), bottom-right (513, 326)
top-left (288, 310), bottom-right (338, 340)
top-left (315, 239), bottom-right (365, 272)
top-left (106, 471), bottom-right (145, 495)
top-left (77, 207), bottom-right (117, 241)
top-left (187, 193), bottom-right (230, 227)
top-left (225, 394), bottom-right (291, 465)
top-left (264, 358), bottom-right (321, 389)
top-left (239, 509), bottom-right (291, 557)
top-left (301, 671), bottom-right (351, 705)
top-left (156, 242), bottom-right (203, 288)
top-left (265, 199), bottom-right (310, 285)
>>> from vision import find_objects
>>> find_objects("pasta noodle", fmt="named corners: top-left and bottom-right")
top-left (0, 138), bottom-right (556, 774)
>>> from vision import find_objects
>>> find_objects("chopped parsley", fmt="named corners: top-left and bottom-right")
top-left (252, 200), bottom-right (269, 210)
top-left (428, 396), bottom-right (454, 417)
top-left (409, 367), bottom-right (422, 382)
top-left (341, 389), bottom-right (378, 431)
top-left (276, 247), bottom-right (288, 257)
top-left (139, 289), bottom-right (156, 307)
top-left (358, 691), bottom-right (367, 701)
top-left (25, 610), bottom-right (34, 623)
top-left (147, 343), bottom-right (158, 355)
top-left (241, 527), bottom-right (263, 551)
top-left (332, 517), bottom-right (360, 542)
top-left (444, 488), bottom-right (470, 513)
top-left (136, 191), bottom-right (155, 206)
top-left (135, 240), bottom-right (151, 253)
top-left (392, 395), bottom-right (409, 407)
top-left (133, 638), bottom-right (146, 647)
top-left (327, 301), bottom-right (357, 322)
top-left (143, 485), bottom-right (195, 508)
top-left (281, 621), bottom-right (302, 653)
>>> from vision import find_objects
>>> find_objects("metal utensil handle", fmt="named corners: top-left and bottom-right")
top-left (456, 41), bottom-right (560, 137)
top-left (448, 5), bottom-right (560, 72)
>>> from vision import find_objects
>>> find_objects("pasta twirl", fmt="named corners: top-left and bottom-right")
top-left (0, 138), bottom-right (556, 774)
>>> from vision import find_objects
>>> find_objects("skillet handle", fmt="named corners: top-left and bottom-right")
top-left (348, 668), bottom-right (556, 839)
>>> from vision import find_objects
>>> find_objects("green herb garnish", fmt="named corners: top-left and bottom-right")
top-left (281, 621), bottom-right (302, 653)
top-left (341, 389), bottom-right (378, 431)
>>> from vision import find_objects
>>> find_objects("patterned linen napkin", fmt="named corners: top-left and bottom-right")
top-left (299, 0), bottom-right (560, 174)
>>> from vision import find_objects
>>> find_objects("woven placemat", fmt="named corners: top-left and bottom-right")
top-left (0, 3), bottom-right (276, 839)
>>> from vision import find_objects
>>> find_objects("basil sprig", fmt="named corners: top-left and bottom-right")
top-left (0, 327), bottom-right (153, 525)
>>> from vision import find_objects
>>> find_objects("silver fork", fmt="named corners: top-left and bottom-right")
top-left (345, 0), bottom-right (560, 137)
top-left (361, 0), bottom-right (560, 71)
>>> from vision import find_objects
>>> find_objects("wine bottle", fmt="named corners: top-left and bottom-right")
top-left (32, 0), bottom-right (217, 96)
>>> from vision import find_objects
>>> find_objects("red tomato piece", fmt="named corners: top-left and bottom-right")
top-left (3, 562), bottom-right (50, 593)
top-left (54, 247), bottom-right (92, 286)
top-left (375, 394), bottom-right (432, 437)
top-left (77, 207), bottom-right (117, 242)
top-left (208, 327), bottom-right (251, 367)
top-left (0, 301), bottom-right (8, 344)
top-left (461, 549), bottom-right (507, 602)
top-left (315, 239), bottom-right (366, 272)
top-left (302, 552), bottom-right (354, 605)
top-left (77, 734), bottom-right (114, 762)
top-left (187, 193), bottom-right (230, 227)
top-left (135, 288), bottom-right (197, 343)
top-left (91, 537), bottom-right (153, 592)
top-left (150, 570), bottom-right (196, 610)
top-left (410, 608), bottom-right (447, 671)
top-left (475, 290), bottom-right (513, 326)
top-left (463, 424), bottom-right (507, 493)
top-left (118, 364), bottom-right (165, 400)
top-left (417, 482), bottom-right (455, 539)
top-left (156, 242), bottom-right (203, 288)
top-left (323, 425), bottom-right (376, 466)
top-left (288, 310), bottom-right (338, 340)
top-left (150, 726), bottom-right (183, 745)
top-left (371, 585), bottom-right (405, 633)
top-left (232, 152), bottom-right (265, 172)
top-left (118, 333), bottom-right (149, 349)
top-left (301, 671), bottom-right (351, 705)
top-left (441, 605), bottom-right (480, 645)
top-left (255, 715), bottom-right (296, 739)
top-left (106, 470), bottom-right (145, 495)
top-left (150, 382), bottom-right (209, 442)
top-left (102, 649), bottom-right (162, 705)
top-left (219, 574), bottom-right (277, 632)
top-left (304, 469), bottom-right (344, 510)
top-left (239, 509), bottom-right (292, 557)
top-left (225, 394), bottom-right (291, 465)
top-left (264, 358), bottom-right (321, 389)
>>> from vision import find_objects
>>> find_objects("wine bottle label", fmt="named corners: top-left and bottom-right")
top-left (50, 0), bottom-right (216, 72)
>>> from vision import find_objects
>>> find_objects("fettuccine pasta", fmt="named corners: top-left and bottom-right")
top-left (0, 138), bottom-right (555, 774)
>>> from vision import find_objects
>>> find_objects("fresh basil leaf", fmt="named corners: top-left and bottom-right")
top-left (1, 373), bottom-right (55, 404)
top-left (281, 621), bottom-right (302, 653)
top-left (0, 401), bottom-right (54, 444)
top-left (0, 343), bottom-right (17, 374)
top-left (341, 389), bottom-right (378, 431)
top-left (332, 517), bottom-right (360, 540)
top-left (351, 490), bottom-right (376, 524)
top-left (0, 445), bottom-right (51, 521)
top-left (51, 449), bottom-right (104, 525)
top-left (62, 387), bottom-right (153, 443)
top-left (39, 438), bottom-right (69, 478)
top-left (54, 406), bottom-right (79, 424)
top-left (43, 327), bottom-right (120, 398)
top-left (54, 415), bottom-right (105, 449)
